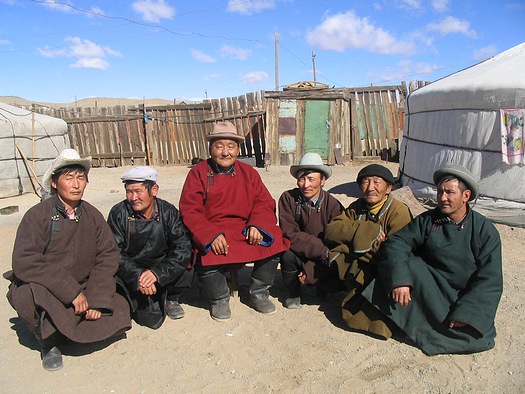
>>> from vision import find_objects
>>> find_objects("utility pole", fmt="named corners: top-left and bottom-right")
top-left (275, 32), bottom-right (279, 91)
top-left (31, 103), bottom-right (35, 169)
top-left (312, 50), bottom-right (317, 83)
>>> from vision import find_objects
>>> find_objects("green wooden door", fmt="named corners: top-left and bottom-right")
top-left (304, 100), bottom-right (330, 159)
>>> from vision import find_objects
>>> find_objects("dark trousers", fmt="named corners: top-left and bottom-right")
top-left (280, 250), bottom-right (343, 293)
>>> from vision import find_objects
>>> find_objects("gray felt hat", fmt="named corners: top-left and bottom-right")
top-left (290, 152), bottom-right (332, 179)
top-left (42, 149), bottom-right (92, 193)
top-left (205, 121), bottom-right (245, 144)
top-left (433, 165), bottom-right (479, 201)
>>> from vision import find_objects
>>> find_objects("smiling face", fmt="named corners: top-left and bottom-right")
top-left (125, 181), bottom-right (158, 218)
top-left (51, 167), bottom-right (87, 211)
top-left (296, 171), bottom-right (326, 202)
top-left (436, 178), bottom-right (470, 222)
top-left (359, 176), bottom-right (392, 205)
top-left (210, 139), bottom-right (240, 171)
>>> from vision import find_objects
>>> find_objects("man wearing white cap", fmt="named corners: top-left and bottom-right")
top-left (361, 165), bottom-right (503, 355)
top-left (278, 152), bottom-right (344, 309)
top-left (180, 121), bottom-right (290, 321)
top-left (5, 149), bottom-right (131, 371)
top-left (107, 166), bottom-right (193, 329)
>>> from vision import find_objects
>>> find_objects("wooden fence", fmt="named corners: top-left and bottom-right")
top-left (31, 81), bottom-right (428, 167)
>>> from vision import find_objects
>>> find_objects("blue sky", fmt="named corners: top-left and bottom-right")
top-left (1, 0), bottom-right (524, 103)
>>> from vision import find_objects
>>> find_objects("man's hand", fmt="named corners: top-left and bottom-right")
top-left (138, 270), bottom-right (158, 295)
top-left (245, 226), bottom-right (263, 246)
top-left (211, 234), bottom-right (229, 255)
top-left (377, 230), bottom-right (387, 242)
top-left (71, 292), bottom-right (89, 315)
top-left (449, 320), bottom-right (468, 328)
top-left (85, 309), bottom-right (102, 320)
top-left (391, 286), bottom-right (412, 306)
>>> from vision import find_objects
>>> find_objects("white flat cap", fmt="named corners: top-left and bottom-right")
top-left (121, 166), bottom-right (158, 183)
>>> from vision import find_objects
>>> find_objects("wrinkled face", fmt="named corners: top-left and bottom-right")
top-left (210, 139), bottom-right (240, 171)
top-left (51, 169), bottom-right (87, 209)
top-left (437, 179), bottom-right (470, 221)
top-left (297, 171), bottom-right (325, 201)
top-left (359, 176), bottom-right (392, 205)
top-left (125, 182), bottom-right (158, 217)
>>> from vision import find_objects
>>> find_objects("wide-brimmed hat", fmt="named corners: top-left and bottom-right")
top-left (121, 166), bottom-right (158, 183)
top-left (357, 164), bottom-right (395, 185)
top-left (205, 121), bottom-right (245, 144)
top-left (290, 152), bottom-right (332, 179)
top-left (42, 149), bottom-right (92, 193)
top-left (433, 165), bottom-right (479, 201)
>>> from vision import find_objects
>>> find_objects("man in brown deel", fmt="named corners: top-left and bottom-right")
top-left (4, 149), bottom-right (131, 371)
top-left (325, 164), bottom-right (412, 338)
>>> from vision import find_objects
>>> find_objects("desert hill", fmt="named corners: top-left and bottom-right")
top-left (0, 95), bottom-right (175, 109)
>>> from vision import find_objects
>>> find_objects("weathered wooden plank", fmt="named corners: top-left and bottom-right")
top-left (373, 91), bottom-right (387, 151)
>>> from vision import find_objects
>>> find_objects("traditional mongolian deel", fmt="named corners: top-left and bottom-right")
top-left (279, 188), bottom-right (342, 262)
top-left (6, 195), bottom-right (131, 343)
top-left (180, 159), bottom-right (289, 266)
top-left (325, 194), bottom-right (412, 338)
top-left (362, 206), bottom-right (503, 355)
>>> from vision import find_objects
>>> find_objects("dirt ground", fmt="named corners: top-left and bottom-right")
top-left (0, 162), bottom-right (523, 393)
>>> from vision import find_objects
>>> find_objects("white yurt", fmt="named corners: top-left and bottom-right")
top-left (399, 42), bottom-right (525, 226)
top-left (0, 102), bottom-right (70, 199)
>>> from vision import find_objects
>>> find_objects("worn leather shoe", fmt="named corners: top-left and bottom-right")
top-left (251, 295), bottom-right (277, 315)
top-left (210, 299), bottom-right (231, 321)
top-left (284, 297), bottom-right (301, 309)
top-left (166, 300), bottom-right (185, 320)
top-left (41, 346), bottom-right (63, 372)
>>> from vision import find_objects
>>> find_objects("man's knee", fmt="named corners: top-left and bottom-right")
top-left (280, 250), bottom-right (303, 272)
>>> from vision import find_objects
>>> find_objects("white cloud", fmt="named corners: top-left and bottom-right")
top-left (426, 16), bottom-right (477, 38)
top-left (473, 45), bottom-right (498, 61)
top-left (306, 11), bottom-right (414, 55)
top-left (39, 0), bottom-right (74, 13)
top-left (0, 39), bottom-right (11, 45)
top-left (226, 0), bottom-right (276, 15)
top-left (71, 57), bottom-right (110, 69)
top-left (220, 45), bottom-right (252, 60)
top-left (431, 0), bottom-right (449, 12)
top-left (241, 71), bottom-right (269, 84)
top-left (132, 0), bottom-right (175, 22)
top-left (37, 36), bottom-right (121, 70)
top-left (395, 0), bottom-right (422, 10)
top-left (372, 59), bottom-right (440, 83)
top-left (190, 49), bottom-right (216, 63)
top-left (88, 6), bottom-right (106, 17)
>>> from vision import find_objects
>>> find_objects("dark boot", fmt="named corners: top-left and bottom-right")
top-left (281, 270), bottom-right (301, 309)
top-left (41, 346), bottom-right (63, 372)
top-left (166, 288), bottom-right (185, 320)
top-left (199, 272), bottom-right (231, 321)
top-left (249, 259), bottom-right (278, 314)
top-left (35, 330), bottom-right (63, 372)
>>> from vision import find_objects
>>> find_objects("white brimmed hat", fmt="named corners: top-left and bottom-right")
top-left (42, 149), bottom-right (92, 193)
top-left (290, 152), bottom-right (332, 179)
top-left (433, 165), bottom-right (479, 201)
top-left (121, 166), bottom-right (158, 183)
top-left (205, 121), bottom-right (245, 144)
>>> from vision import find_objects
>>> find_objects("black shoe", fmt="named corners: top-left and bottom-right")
top-left (284, 297), bottom-right (301, 309)
top-left (41, 346), bottom-right (63, 372)
top-left (251, 294), bottom-right (277, 315)
top-left (165, 300), bottom-right (185, 320)
top-left (210, 299), bottom-right (231, 321)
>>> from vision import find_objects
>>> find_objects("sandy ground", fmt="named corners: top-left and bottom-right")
top-left (0, 162), bottom-right (523, 393)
